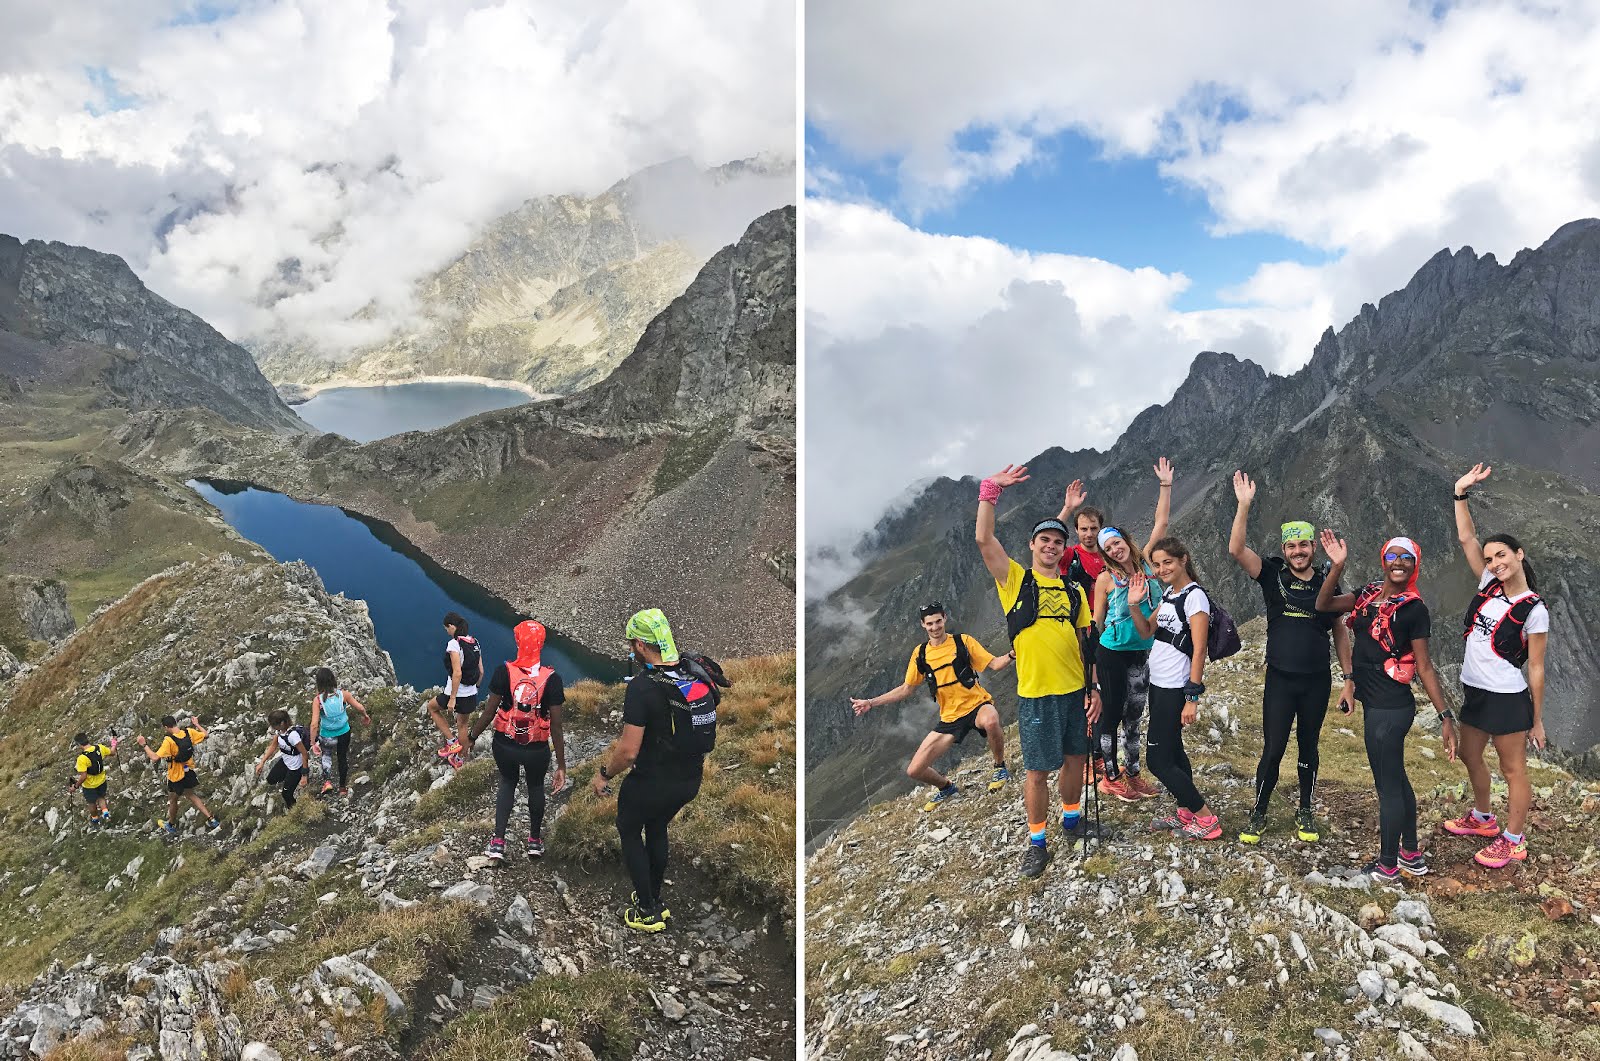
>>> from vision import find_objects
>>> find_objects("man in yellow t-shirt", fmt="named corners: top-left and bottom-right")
top-left (136, 715), bottom-right (222, 837)
top-left (851, 603), bottom-right (1014, 809)
top-left (977, 464), bottom-right (1102, 880)
top-left (70, 731), bottom-right (116, 824)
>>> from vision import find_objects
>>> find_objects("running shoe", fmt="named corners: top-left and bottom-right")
top-left (1442, 810), bottom-right (1499, 837)
top-left (1473, 834), bottom-right (1527, 868)
top-left (1363, 859), bottom-right (1404, 890)
top-left (988, 766), bottom-right (1011, 792)
top-left (632, 891), bottom-right (670, 921)
top-left (1238, 810), bottom-right (1267, 845)
top-left (160, 820), bottom-right (178, 837)
top-left (623, 902), bottom-right (667, 933)
top-left (1126, 773), bottom-right (1162, 800)
top-left (206, 817), bottom-right (221, 831)
top-left (1019, 844), bottom-right (1052, 879)
top-left (320, 780), bottom-right (335, 795)
top-left (922, 784), bottom-right (960, 811)
top-left (1150, 807), bottom-right (1191, 832)
top-left (1398, 848), bottom-right (1430, 877)
top-left (1181, 813), bottom-right (1222, 840)
top-left (526, 836), bottom-right (544, 860)
top-left (1295, 809), bottom-right (1320, 843)
top-left (485, 837), bottom-right (505, 863)
top-left (437, 739), bottom-right (463, 759)
top-left (338, 787), bottom-right (350, 798)
top-left (1097, 775), bottom-right (1139, 803)
top-left (99, 809), bottom-right (112, 824)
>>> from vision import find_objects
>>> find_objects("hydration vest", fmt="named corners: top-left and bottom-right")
top-left (277, 725), bottom-right (311, 760)
top-left (446, 636), bottom-right (483, 686)
top-left (1152, 584), bottom-right (1243, 661)
top-left (1347, 582), bottom-right (1421, 683)
top-left (1462, 579), bottom-right (1542, 668)
top-left (1006, 569), bottom-right (1085, 644)
top-left (81, 745), bottom-right (104, 777)
top-left (915, 634), bottom-right (979, 706)
top-left (493, 663), bottom-right (554, 744)
top-left (649, 664), bottom-right (718, 758)
top-left (171, 728), bottom-right (197, 766)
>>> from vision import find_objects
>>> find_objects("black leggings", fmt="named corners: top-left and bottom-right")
top-left (1095, 647), bottom-right (1149, 779)
top-left (282, 765), bottom-right (305, 808)
top-left (492, 737), bottom-right (551, 840)
top-left (1145, 686), bottom-right (1205, 813)
top-left (1252, 667), bottom-right (1330, 814)
top-left (615, 767), bottom-right (702, 909)
top-left (318, 731), bottom-right (352, 787)
top-left (1363, 706), bottom-right (1418, 867)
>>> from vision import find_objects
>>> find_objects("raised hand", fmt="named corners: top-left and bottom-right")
top-left (990, 464), bottom-right (1031, 489)
top-left (1154, 457), bottom-right (1174, 488)
top-left (1455, 463), bottom-right (1492, 495)
top-left (1319, 529), bottom-right (1347, 565)
top-left (1062, 479), bottom-right (1087, 511)
top-left (1232, 470), bottom-right (1255, 503)
top-left (1128, 572), bottom-right (1149, 604)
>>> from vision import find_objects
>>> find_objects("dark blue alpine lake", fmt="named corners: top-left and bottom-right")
top-left (293, 381), bottom-right (532, 443)
top-left (190, 479), bottom-right (623, 690)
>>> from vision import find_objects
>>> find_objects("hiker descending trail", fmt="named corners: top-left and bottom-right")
top-left (593, 608), bottom-right (729, 933)
top-left (469, 619), bottom-right (567, 864)
top-left (1441, 463), bottom-right (1550, 870)
top-left (1317, 530), bottom-right (1457, 889)
top-left (850, 602), bottom-right (1013, 810)
top-left (311, 667), bottom-right (372, 797)
top-left (254, 710), bottom-right (311, 810)
top-left (136, 715), bottom-right (221, 837)
top-left (1129, 536), bottom-right (1228, 841)
top-left (1228, 471), bottom-right (1352, 846)
top-left (975, 464), bottom-right (1101, 879)
top-left (424, 611), bottom-right (482, 769)
top-left (69, 732), bottom-right (116, 824)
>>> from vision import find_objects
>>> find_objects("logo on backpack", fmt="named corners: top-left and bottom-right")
top-left (1005, 569), bottom-right (1086, 645)
top-left (493, 664), bottom-right (554, 744)
top-left (649, 655), bottom-right (729, 757)
top-left (1462, 579), bottom-right (1541, 669)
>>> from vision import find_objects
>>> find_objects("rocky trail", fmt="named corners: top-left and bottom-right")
top-left (805, 633), bottom-right (1600, 1061)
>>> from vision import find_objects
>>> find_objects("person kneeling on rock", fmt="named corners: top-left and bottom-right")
top-left (592, 608), bottom-right (726, 934)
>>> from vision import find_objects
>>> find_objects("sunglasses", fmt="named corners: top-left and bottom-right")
top-left (919, 603), bottom-right (946, 618)
top-left (1383, 550), bottom-right (1416, 563)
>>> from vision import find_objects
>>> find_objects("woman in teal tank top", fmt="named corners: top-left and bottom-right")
top-left (310, 667), bottom-right (372, 797)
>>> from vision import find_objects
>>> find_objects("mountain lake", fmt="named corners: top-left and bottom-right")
top-left (190, 479), bottom-right (624, 690)
top-left (293, 381), bottom-right (532, 442)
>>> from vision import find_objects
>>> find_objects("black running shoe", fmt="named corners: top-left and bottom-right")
top-left (1019, 844), bottom-right (1052, 879)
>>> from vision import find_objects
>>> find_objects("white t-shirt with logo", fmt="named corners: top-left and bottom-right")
top-left (1149, 584), bottom-right (1211, 689)
top-left (1461, 570), bottom-right (1548, 693)
top-left (446, 637), bottom-right (479, 697)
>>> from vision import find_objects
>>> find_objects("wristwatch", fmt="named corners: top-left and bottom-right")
top-left (1439, 710), bottom-right (1457, 723)
top-left (598, 764), bottom-right (611, 781)
top-left (1339, 672), bottom-right (1352, 682)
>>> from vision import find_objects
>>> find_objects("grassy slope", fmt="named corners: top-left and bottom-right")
top-left (806, 623), bottom-right (1600, 1060)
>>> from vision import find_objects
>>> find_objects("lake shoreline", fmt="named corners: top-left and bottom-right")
top-left (278, 374), bottom-right (554, 405)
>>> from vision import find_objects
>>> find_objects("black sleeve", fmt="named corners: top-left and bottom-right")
top-left (1253, 555), bottom-right (1284, 585)
top-left (544, 672), bottom-right (565, 706)
top-left (1398, 600), bottom-right (1431, 644)
top-left (622, 677), bottom-right (656, 728)
top-left (489, 663), bottom-right (511, 700)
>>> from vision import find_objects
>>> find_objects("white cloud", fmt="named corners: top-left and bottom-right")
top-left (0, 0), bottom-right (796, 347)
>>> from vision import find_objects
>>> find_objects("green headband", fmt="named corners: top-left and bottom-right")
top-left (624, 608), bottom-right (679, 664)
top-left (1281, 521), bottom-right (1315, 544)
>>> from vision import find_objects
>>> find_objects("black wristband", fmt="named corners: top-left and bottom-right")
top-left (598, 764), bottom-right (610, 780)
top-left (1453, 493), bottom-right (1470, 501)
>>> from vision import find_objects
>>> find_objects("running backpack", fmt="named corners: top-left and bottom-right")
top-left (915, 634), bottom-right (979, 706)
top-left (1347, 582), bottom-right (1421, 683)
top-left (171, 728), bottom-right (197, 766)
top-left (1006, 569), bottom-right (1085, 644)
top-left (454, 635), bottom-right (483, 687)
top-left (648, 663), bottom-right (720, 757)
top-left (493, 663), bottom-right (554, 744)
top-left (1461, 579), bottom-right (1542, 668)
top-left (277, 725), bottom-right (311, 760)
top-left (1155, 584), bottom-right (1243, 662)
top-left (81, 745), bottom-right (104, 777)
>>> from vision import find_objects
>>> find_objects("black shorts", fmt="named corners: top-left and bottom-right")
top-left (167, 770), bottom-right (198, 794)
top-left (82, 784), bottom-right (107, 804)
top-left (1459, 685), bottom-right (1534, 736)
top-left (933, 702), bottom-right (990, 745)
top-left (432, 693), bottom-right (479, 716)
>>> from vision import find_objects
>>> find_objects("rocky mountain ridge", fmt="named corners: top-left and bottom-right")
top-left (806, 219), bottom-right (1600, 839)
top-left (252, 157), bottom-right (796, 397)
top-left (0, 235), bottom-right (306, 434)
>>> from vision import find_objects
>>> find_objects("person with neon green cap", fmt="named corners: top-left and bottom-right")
top-left (592, 607), bottom-right (726, 932)
top-left (1228, 471), bottom-right (1352, 846)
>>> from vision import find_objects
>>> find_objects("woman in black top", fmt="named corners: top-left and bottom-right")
top-left (469, 620), bottom-right (565, 864)
top-left (1316, 531), bottom-right (1456, 888)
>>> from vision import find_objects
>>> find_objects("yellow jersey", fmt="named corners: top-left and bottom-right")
top-left (904, 633), bottom-right (996, 723)
top-left (996, 558), bottom-right (1092, 698)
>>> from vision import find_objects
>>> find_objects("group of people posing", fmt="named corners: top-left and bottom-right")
top-left (853, 461), bottom-right (1548, 887)
top-left (69, 606), bottom-right (726, 934)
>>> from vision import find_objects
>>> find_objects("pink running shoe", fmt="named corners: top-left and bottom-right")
top-left (1098, 776), bottom-right (1140, 803)
top-left (1126, 773), bottom-right (1162, 800)
top-left (1151, 807), bottom-right (1193, 832)
top-left (1181, 813), bottom-right (1222, 840)
top-left (1474, 834), bottom-right (1527, 868)
top-left (1442, 810), bottom-right (1498, 837)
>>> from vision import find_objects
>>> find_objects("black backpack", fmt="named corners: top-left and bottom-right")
top-left (1155, 584), bottom-right (1243, 662)
top-left (171, 728), bottom-right (196, 766)
top-left (454, 635), bottom-right (483, 687)
top-left (1462, 579), bottom-right (1542, 668)
top-left (915, 634), bottom-right (979, 705)
top-left (277, 725), bottom-right (311, 760)
top-left (1006, 568), bottom-right (1085, 644)
top-left (649, 658), bottom-right (725, 757)
top-left (81, 745), bottom-right (104, 777)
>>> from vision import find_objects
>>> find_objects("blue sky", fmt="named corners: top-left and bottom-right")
top-left (807, 122), bottom-right (1331, 313)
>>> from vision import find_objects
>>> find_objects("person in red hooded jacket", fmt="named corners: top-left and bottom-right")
top-left (469, 620), bottom-right (566, 863)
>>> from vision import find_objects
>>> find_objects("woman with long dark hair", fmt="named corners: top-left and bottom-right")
top-left (1440, 464), bottom-right (1549, 868)
top-left (1315, 530), bottom-right (1456, 888)
top-left (310, 667), bottom-right (372, 798)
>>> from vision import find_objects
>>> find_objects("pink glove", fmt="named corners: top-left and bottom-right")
top-left (979, 478), bottom-right (1003, 505)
